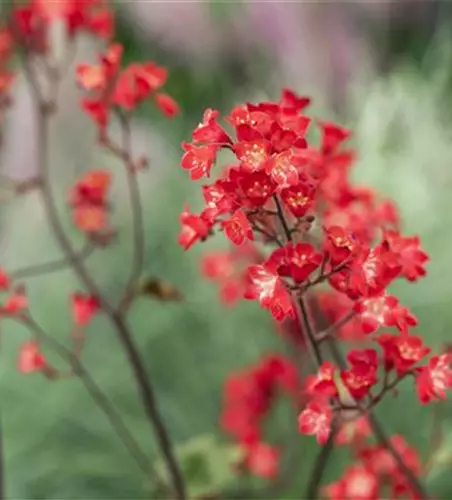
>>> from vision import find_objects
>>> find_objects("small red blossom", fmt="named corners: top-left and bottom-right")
top-left (324, 464), bottom-right (378, 500)
top-left (265, 151), bottom-right (298, 188)
top-left (280, 181), bottom-right (316, 217)
top-left (178, 208), bottom-right (210, 250)
top-left (298, 400), bottom-right (332, 445)
top-left (245, 442), bottom-right (280, 479)
top-left (304, 361), bottom-right (338, 398)
top-left (222, 209), bottom-right (254, 246)
top-left (377, 333), bottom-right (430, 375)
top-left (234, 139), bottom-right (271, 173)
top-left (383, 230), bottom-right (429, 282)
top-left (0, 268), bottom-right (10, 290)
top-left (154, 93), bottom-right (179, 118)
top-left (192, 108), bottom-right (232, 145)
top-left (354, 292), bottom-right (418, 335)
top-left (181, 142), bottom-right (217, 181)
top-left (72, 293), bottom-right (100, 326)
top-left (245, 265), bottom-right (293, 321)
top-left (416, 353), bottom-right (452, 404)
top-left (18, 341), bottom-right (47, 374)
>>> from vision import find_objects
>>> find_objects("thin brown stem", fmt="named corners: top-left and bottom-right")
top-left (9, 243), bottom-right (94, 281)
top-left (315, 311), bottom-right (356, 343)
top-left (0, 413), bottom-right (4, 500)
top-left (116, 112), bottom-right (145, 310)
top-left (17, 315), bottom-right (155, 484)
top-left (20, 50), bottom-right (186, 500)
top-left (306, 421), bottom-right (338, 499)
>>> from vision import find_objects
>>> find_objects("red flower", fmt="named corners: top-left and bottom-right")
top-left (222, 209), bottom-right (254, 246)
top-left (245, 442), bottom-right (280, 479)
top-left (416, 353), bottom-right (452, 404)
top-left (18, 341), bottom-right (47, 374)
top-left (72, 293), bottom-right (100, 326)
top-left (383, 230), bottom-right (429, 282)
top-left (181, 142), bottom-right (217, 181)
top-left (178, 208), bottom-right (210, 250)
top-left (377, 334), bottom-right (430, 375)
top-left (245, 265), bottom-right (293, 321)
top-left (298, 400), bottom-right (332, 445)
top-left (265, 150), bottom-right (298, 187)
top-left (155, 93), bottom-right (179, 118)
top-left (304, 361), bottom-right (338, 398)
top-left (280, 181), bottom-right (315, 217)
top-left (286, 242), bottom-right (322, 283)
top-left (325, 465), bottom-right (378, 500)
top-left (0, 268), bottom-right (10, 290)
top-left (319, 121), bottom-right (351, 155)
top-left (234, 139), bottom-right (271, 173)
top-left (192, 108), bottom-right (232, 145)
top-left (354, 293), bottom-right (418, 335)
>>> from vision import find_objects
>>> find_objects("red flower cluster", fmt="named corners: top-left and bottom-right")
top-left (13, 0), bottom-right (113, 49)
top-left (325, 434), bottom-right (422, 500)
top-left (179, 89), bottom-right (445, 495)
top-left (221, 354), bottom-right (299, 478)
top-left (77, 43), bottom-right (179, 134)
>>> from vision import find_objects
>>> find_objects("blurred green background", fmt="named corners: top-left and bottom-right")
top-left (2, 1), bottom-right (452, 498)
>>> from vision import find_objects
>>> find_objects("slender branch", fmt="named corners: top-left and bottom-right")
top-left (18, 315), bottom-right (156, 484)
top-left (0, 413), bottom-right (4, 500)
top-left (9, 243), bottom-right (94, 280)
top-left (306, 422), bottom-right (338, 499)
top-left (315, 311), bottom-right (356, 343)
top-left (20, 48), bottom-right (186, 500)
top-left (115, 112), bottom-right (145, 309)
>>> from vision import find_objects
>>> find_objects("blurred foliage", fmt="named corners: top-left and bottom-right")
top-left (3, 5), bottom-right (452, 500)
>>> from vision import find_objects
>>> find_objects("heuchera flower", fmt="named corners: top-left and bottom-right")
top-left (77, 43), bottom-right (179, 134)
top-left (69, 169), bottom-right (111, 234)
top-left (298, 399), bottom-right (332, 445)
top-left (18, 341), bottom-right (47, 374)
top-left (178, 89), bottom-right (440, 486)
top-left (72, 293), bottom-right (100, 326)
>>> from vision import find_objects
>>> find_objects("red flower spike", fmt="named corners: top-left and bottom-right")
top-left (298, 399), bottom-right (332, 445)
top-left (222, 209), bottom-right (254, 246)
top-left (246, 442), bottom-right (280, 479)
top-left (192, 108), bottom-right (232, 145)
top-left (72, 293), bottom-right (100, 326)
top-left (181, 142), bottom-right (217, 181)
top-left (18, 341), bottom-right (47, 374)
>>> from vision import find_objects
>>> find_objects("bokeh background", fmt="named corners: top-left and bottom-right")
top-left (3, 0), bottom-right (452, 498)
